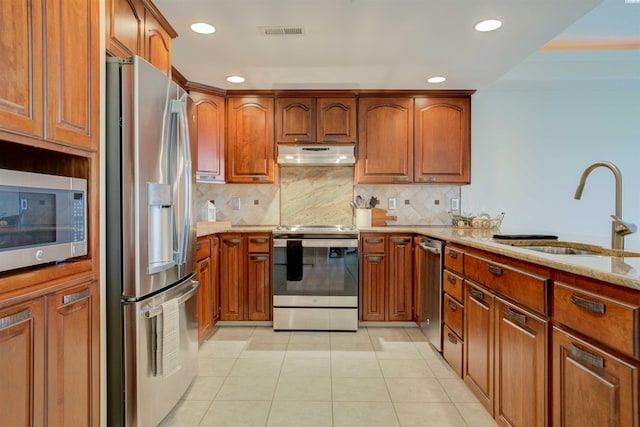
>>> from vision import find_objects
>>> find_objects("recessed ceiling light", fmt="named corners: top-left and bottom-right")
top-left (474, 19), bottom-right (502, 32)
top-left (190, 23), bottom-right (216, 34)
top-left (427, 76), bottom-right (446, 84)
top-left (226, 75), bottom-right (245, 84)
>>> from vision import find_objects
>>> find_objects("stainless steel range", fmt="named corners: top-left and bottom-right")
top-left (272, 225), bottom-right (359, 331)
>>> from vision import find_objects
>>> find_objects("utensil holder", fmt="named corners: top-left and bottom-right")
top-left (355, 209), bottom-right (372, 227)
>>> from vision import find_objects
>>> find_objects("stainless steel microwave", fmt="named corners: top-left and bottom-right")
top-left (0, 169), bottom-right (87, 272)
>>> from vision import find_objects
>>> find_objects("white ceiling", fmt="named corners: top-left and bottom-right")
top-left (154, 0), bottom-right (639, 90)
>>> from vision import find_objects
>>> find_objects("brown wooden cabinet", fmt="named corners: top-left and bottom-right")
top-left (196, 236), bottom-right (214, 340)
top-left (1, 0), bottom-right (99, 151)
top-left (360, 233), bottom-right (412, 321)
top-left (143, 8), bottom-right (172, 76)
top-left (46, 281), bottom-right (100, 427)
top-left (414, 97), bottom-right (471, 184)
top-left (552, 327), bottom-right (638, 427)
top-left (226, 97), bottom-right (277, 183)
top-left (0, 298), bottom-right (45, 427)
top-left (276, 97), bottom-right (356, 143)
top-left (219, 233), bottom-right (272, 321)
top-left (191, 92), bottom-right (226, 183)
top-left (356, 97), bottom-right (414, 183)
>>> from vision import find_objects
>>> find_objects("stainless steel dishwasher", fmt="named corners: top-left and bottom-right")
top-left (416, 237), bottom-right (443, 351)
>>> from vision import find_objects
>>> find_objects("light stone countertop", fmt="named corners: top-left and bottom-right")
top-left (196, 223), bottom-right (640, 291)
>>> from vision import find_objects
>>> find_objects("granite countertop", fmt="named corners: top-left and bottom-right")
top-left (196, 223), bottom-right (640, 291)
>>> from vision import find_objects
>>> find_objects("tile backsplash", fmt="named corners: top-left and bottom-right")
top-left (196, 167), bottom-right (460, 226)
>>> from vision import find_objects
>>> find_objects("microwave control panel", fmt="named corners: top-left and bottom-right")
top-left (71, 191), bottom-right (86, 242)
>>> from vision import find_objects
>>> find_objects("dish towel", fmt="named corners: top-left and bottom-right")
top-left (157, 299), bottom-right (181, 377)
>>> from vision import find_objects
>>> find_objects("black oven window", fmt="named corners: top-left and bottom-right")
top-left (0, 191), bottom-right (56, 250)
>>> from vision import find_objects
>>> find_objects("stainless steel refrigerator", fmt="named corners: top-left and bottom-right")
top-left (106, 56), bottom-right (198, 427)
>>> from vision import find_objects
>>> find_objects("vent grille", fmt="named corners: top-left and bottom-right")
top-left (259, 26), bottom-right (306, 36)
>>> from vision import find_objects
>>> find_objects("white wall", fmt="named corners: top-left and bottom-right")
top-left (462, 52), bottom-right (640, 249)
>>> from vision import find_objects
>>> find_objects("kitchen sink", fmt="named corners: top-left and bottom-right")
top-left (494, 239), bottom-right (640, 257)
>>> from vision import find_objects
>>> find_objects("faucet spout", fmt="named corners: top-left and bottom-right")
top-left (574, 161), bottom-right (628, 249)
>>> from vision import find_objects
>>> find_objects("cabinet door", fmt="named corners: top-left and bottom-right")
top-left (552, 327), bottom-right (638, 427)
top-left (361, 253), bottom-right (387, 321)
top-left (211, 236), bottom-right (220, 322)
top-left (356, 97), bottom-right (413, 183)
top-left (45, 0), bottom-right (100, 150)
top-left (220, 235), bottom-right (245, 320)
top-left (414, 97), bottom-right (470, 184)
top-left (191, 92), bottom-right (225, 183)
top-left (0, 298), bottom-right (45, 427)
top-left (387, 235), bottom-right (413, 321)
top-left (106, 0), bottom-right (142, 58)
top-left (197, 255), bottom-right (213, 341)
top-left (276, 98), bottom-right (315, 143)
top-left (227, 97), bottom-right (276, 183)
top-left (247, 253), bottom-right (271, 321)
top-left (0, 0), bottom-right (44, 138)
top-left (317, 97), bottom-right (356, 143)
top-left (143, 9), bottom-right (171, 76)
top-left (46, 281), bottom-right (99, 427)
top-left (495, 298), bottom-right (548, 427)
top-left (464, 282), bottom-right (494, 414)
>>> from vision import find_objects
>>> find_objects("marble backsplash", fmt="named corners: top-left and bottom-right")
top-left (195, 167), bottom-right (460, 226)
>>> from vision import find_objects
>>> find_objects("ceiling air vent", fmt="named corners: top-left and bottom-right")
top-left (259, 26), bottom-right (306, 36)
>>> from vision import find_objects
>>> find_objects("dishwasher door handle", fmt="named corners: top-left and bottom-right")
top-left (419, 244), bottom-right (441, 255)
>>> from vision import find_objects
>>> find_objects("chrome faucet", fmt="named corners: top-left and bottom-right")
top-left (574, 161), bottom-right (636, 250)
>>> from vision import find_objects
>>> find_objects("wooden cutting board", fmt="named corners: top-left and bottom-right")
top-left (371, 208), bottom-right (397, 226)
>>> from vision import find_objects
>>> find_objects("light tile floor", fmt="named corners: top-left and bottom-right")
top-left (159, 326), bottom-right (498, 427)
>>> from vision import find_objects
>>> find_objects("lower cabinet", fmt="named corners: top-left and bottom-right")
top-left (552, 327), bottom-right (638, 427)
top-left (360, 233), bottom-right (413, 321)
top-left (220, 233), bottom-right (272, 321)
top-left (196, 235), bottom-right (219, 341)
top-left (0, 280), bottom-right (99, 427)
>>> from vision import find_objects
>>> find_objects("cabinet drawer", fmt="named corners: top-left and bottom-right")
top-left (442, 324), bottom-right (463, 378)
top-left (443, 270), bottom-right (464, 302)
top-left (444, 293), bottom-right (463, 337)
top-left (554, 282), bottom-right (639, 358)
top-left (247, 235), bottom-right (270, 253)
top-left (464, 254), bottom-right (548, 315)
top-left (196, 237), bottom-right (211, 261)
top-left (444, 246), bottom-right (464, 274)
top-left (362, 234), bottom-right (385, 253)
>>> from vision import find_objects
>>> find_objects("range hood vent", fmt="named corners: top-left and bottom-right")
top-left (277, 144), bottom-right (356, 166)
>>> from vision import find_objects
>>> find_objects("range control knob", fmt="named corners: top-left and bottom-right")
top-left (35, 250), bottom-right (44, 261)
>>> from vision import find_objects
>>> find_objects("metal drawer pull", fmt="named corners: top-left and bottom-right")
top-left (252, 177), bottom-right (270, 181)
top-left (200, 261), bottom-right (209, 270)
top-left (487, 265), bottom-right (503, 276)
top-left (196, 243), bottom-right (202, 250)
top-left (448, 250), bottom-right (458, 259)
top-left (391, 176), bottom-right (409, 182)
top-left (250, 255), bottom-right (269, 261)
top-left (447, 301), bottom-right (458, 311)
top-left (63, 289), bottom-right (90, 305)
top-left (223, 239), bottom-right (241, 244)
top-left (295, 137), bottom-right (312, 142)
top-left (366, 239), bottom-right (384, 244)
top-left (447, 276), bottom-right (457, 284)
top-left (322, 137), bottom-right (339, 142)
top-left (0, 308), bottom-right (31, 330)
top-left (570, 344), bottom-right (604, 369)
top-left (447, 333), bottom-right (458, 344)
top-left (391, 238), bottom-right (410, 244)
top-left (471, 288), bottom-right (485, 300)
top-left (506, 308), bottom-right (526, 324)
top-left (250, 238), bottom-right (268, 243)
top-left (366, 255), bottom-right (384, 263)
top-left (571, 295), bottom-right (605, 314)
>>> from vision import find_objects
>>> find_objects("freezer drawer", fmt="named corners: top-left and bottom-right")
top-left (273, 307), bottom-right (358, 331)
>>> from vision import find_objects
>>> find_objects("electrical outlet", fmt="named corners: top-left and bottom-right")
top-left (232, 197), bottom-right (241, 210)
top-left (388, 198), bottom-right (397, 210)
top-left (451, 198), bottom-right (459, 212)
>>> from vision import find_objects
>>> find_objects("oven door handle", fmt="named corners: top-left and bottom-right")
top-left (273, 239), bottom-right (359, 248)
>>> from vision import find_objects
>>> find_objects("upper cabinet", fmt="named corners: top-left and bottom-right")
top-left (356, 97), bottom-right (414, 184)
top-left (276, 97), bottom-right (356, 143)
top-left (226, 97), bottom-right (277, 184)
top-left (190, 92), bottom-right (225, 183)
top-left (0, 0), bottom-right (99, 152)
top-left (106, 0), bottom-right (176, 76)
top-left (414, 97), bottom-right (470, 184)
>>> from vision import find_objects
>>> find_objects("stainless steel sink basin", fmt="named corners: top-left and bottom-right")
top-left (494, 239), bottom-right (640, 257)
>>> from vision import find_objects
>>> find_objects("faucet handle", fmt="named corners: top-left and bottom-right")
top-left (610, 215), bottom-right (638, 236)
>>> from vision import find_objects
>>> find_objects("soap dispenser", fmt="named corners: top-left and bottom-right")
top-left (207, 200), bottom-right (217, 222)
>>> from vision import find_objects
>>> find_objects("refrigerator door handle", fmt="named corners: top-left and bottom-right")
top-left (142, 279), bottom-right (200, 318)
top-left (171, 96), bottom-right (192, 266)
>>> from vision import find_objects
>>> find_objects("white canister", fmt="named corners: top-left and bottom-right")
top-left (207, 200), bottom-right (217, 222)
top-left (355, 208), bottom-right (372, 227)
